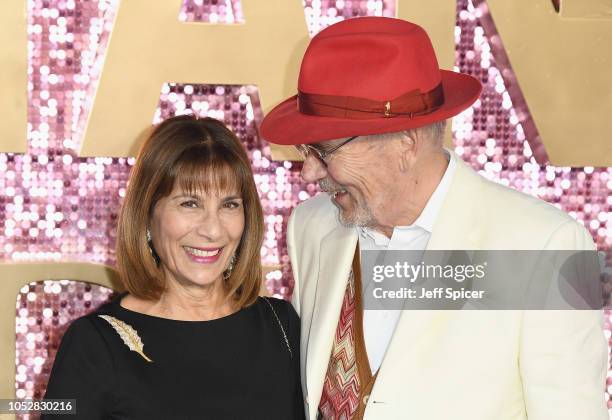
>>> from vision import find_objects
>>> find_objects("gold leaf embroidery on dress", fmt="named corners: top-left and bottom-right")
top-left (98, 315), bottom-right (153, 362)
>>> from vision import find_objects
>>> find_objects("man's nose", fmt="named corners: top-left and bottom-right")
top-left (300, 155), bottom-right (328, 183)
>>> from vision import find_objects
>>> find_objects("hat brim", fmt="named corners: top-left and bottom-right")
top-left (260, 70), bottom-right (482, 145)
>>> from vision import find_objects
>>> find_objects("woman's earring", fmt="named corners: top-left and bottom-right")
top-left (146, 229), bottom-right (159, 265)
top-left (223, 254), bottom-right (236, 280)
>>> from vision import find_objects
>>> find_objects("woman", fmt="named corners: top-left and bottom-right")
top-left (43, 116), bottom-right (304, 419)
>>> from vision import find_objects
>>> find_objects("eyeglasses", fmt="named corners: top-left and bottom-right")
top-left (295, 136), bottom-right (358, 167)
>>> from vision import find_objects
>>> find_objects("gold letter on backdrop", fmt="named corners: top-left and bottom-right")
top-left (560, 0), bottom-right (612, 19)
top-left (0, 2), bottom-right (28, 154)
top-left (5, 0), bottom-right (612, 164)
top-left (397, 0), bottom-right (456, 148)
top-left (484, 0), bottom-right (612, 166)
top-left (0, 263), bottom-right (120, 400)
top-left (80, 0), bottom-right (309, 157)
top-left (397, 0), bottom-right (456, 72)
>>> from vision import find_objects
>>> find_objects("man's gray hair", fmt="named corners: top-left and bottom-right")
top-left (365, 120), bottom-right (447, 148)
top-left (407, 120), bottom-right (447, 145)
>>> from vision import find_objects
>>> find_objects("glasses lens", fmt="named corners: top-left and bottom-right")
top-left (296, 144), bottom-right (327, 166)
top-left (295, 145), bottom-right (309, 158)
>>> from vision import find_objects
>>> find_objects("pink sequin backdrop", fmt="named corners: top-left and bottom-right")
top-left (12, 0), bottom-right (612, 416)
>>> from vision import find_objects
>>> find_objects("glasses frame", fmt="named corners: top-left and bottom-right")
top-left (296, 136), bottom-right (358, 167)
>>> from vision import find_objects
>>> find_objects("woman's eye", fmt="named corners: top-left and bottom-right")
top-left (224, 201), bottom-right (241, 209)
top-left (180, 200), bottom-right (198, 208)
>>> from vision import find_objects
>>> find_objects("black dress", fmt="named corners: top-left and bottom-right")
top-left (42, 293), bottom-right (305, 420)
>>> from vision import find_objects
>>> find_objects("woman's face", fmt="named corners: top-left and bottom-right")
top-left (149, 184), bottom-right (245, 290)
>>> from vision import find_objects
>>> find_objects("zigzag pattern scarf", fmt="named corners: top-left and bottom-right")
top-left (318, 269), bottom-right (360, 420)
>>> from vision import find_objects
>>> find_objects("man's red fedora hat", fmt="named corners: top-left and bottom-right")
top-left (260, 17), bottom-right (482, 145)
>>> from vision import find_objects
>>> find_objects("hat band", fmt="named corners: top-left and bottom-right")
top-left (297, 83), bottom-right (444, 119)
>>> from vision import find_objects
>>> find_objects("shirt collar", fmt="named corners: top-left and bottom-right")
top-left (358, 150), bottom-right (456, 242)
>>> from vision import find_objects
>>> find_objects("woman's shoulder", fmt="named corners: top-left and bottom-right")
top-left (254, 296), bottom-right (300, 342)
top-left (52, 311), bottom-right (116, 367)
top-left (61, 314), bottom-right (100, 339)
top-left (60, 293), bottom-right (125, 343)
top-left (255, 296), bottom-right (300, 359)
top-left (93, 292), bottom-right (126, 315)
top-left (256, 296), bottom-right (298, 321)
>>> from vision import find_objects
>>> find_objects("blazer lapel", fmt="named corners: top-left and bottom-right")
top-left (426, 153), bottom-right (484, 251)
top-left (305, 224), bottom-right (358, 414)
top-left (367, 154), bottom-right (486, 411)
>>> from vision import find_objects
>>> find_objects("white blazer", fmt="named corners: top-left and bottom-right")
top-left (287, 153), bottom-right (608, 420)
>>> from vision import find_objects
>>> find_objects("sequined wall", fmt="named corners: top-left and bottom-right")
top-left (12, 0), bottom-right (612, 416)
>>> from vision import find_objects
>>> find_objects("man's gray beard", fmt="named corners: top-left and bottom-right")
top-left (337, 203), bottom-right (375, 228)
top-left (319, 177), bottom-right (375, 228)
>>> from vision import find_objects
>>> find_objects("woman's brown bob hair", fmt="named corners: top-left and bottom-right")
top-left (116, 115), bottom-right (264, 307)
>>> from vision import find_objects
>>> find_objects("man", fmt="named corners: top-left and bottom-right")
top-left (260, 17), bottom-right (607, 420)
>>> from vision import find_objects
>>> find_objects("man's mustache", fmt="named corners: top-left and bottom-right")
top-left (319, 178), bottom-right (345, 194)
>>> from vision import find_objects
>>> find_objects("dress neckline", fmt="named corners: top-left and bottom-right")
top-left (111, 292), bottom-right (253, 325)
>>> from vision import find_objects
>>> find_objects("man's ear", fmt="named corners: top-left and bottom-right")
top-left (398, 131), bottom-right (417, 173)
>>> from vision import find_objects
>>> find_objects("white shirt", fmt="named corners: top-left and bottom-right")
top-left (358, 151), bottom-right (456, 373)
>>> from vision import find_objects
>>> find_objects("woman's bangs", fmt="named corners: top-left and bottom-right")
top-left (173, 150), bottom-right (244, 198)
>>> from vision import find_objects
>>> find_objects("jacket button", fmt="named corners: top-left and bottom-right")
top-left (362, 394), bottom-right (370, 405)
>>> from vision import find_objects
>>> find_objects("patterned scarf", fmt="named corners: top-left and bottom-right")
top-left (318, 268), bottom-right (360, 420)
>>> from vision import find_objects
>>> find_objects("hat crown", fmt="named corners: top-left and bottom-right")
top-left (299, 17), bottom-right (442, 101)
top-left (259, 16), bottom-right (482, 146)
